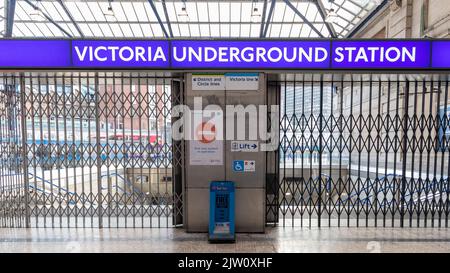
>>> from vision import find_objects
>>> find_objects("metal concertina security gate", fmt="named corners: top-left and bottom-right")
top-left (267, 73), bottom-right (450, 228)
top-left (0, 72), bottom-right (183, 228)
top-left (1, 72), bottom-right (450, 229)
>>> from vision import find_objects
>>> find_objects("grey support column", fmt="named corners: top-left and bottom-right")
top-left (185, 73), bottom-right (226, 232)
top-left (184, 73), bottom-right (267, 233)
top-left (225, 74), bottom-right (266, 232)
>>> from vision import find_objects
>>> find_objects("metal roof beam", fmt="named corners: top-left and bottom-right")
top-left (161, 0), bottom-right (173, 38)
top-left (5, 0), bottom-right (16, 37)
top-left (259, 0), bottom-right (268, 38)
top-left (262, 0), bottom-right (276, 38)
top-left (15, 19), bottom-right (328, 25)
top-left (283, 0), bottom-right (324, 38)
top-left (57, 0), bottom-right (84, 37)
top-left (147, 0), bottom-right (169, 38)
top-left (315, 0), bottom-right (337, 38)
top-left (23, 0), bottom-right (72, 37)
top-left (33, 0), bottom-right (285, 2)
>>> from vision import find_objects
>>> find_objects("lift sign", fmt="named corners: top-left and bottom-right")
top-left (231, 141), bottom-right (259, 152)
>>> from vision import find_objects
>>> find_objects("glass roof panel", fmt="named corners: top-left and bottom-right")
top-left (343, 0), bottom-right (364, 13)
top-left (178, 23), bottom-right (190, 37)
top-left (38, 22), bottom-right (57, 36)
top-left (16, 1), bottom-right (38, 21)
top-left (305, 4), bottom-right (319, 21)
top-left (208, 2), bottom-right (220, 23)
top-left (210, 24), bottom-right (220, 37)
top-left (250, 23), bottom-right (259, 37)
top-left (14, 3), bottom-right (28, 21)
top-left (196, 2), bottom-right (208, 22)
top-left (165, 2), bottom-right (177, 22)
top-left (78, 23), bottom-right (94, 36)
top-left (0, 2), bottom-right (4, 36)
top-left (150, 23), bottom-right (164, 37)
top-left (76, 2), bottom-right (96, 21)
top-left (279, 24), bottom-right (291, 37)
top-left (40, 1), bottom-right (66, 21)
top-left (91, 23), bottom-right (108, 36)
top-left (14, 23), bottom-right (31, 36)
top-left (271, 1), bottom-right (286, 23)
top-left (240, 2), bottom-right (252, 23)
top-left (64, 2), bottom-right (83, 21)
top-left (291, 2), bottom-right (307, 23)
top-left (108, 23), bottom-right (123, 37)
top-left (46, 22), bottom-right (66, 36)
top-left (121, 2), bottom-right (137, 21)
top-left (267, 23), bottom-right (280, 38)
top-left (88, 2), bottom-right (107, 21)
top-left (186, 23), bottom-right (198, 37)
top-left (5, 0), bottom-right (386, 39)
top-left (240, 23), bottom-right (250, 37)
top-left (133, 2), bottom-right (148, 22)
top-left (220, 24), bottom-right (230, 37)
top-left (229, 3), bottom-right (241, 22)
top-left (290, 23), bottom-right (301, 37)
top-left (219, 2), bottom-right (230, 22)
top-left (140, 23), bottom-right (153, 37)
top-left (197, 24), bottom-right (208, 37)
top-left (184, 2), bottom-right (198, 22)
top-left (119, 23), bottom-right (134, 37)
top-left (110, 1), bottom-right (127, 21)
top-left (230, 24), bottom-right (240, 36)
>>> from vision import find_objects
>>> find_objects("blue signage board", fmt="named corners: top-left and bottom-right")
top-left (0, 39), bottom-right (449, 69)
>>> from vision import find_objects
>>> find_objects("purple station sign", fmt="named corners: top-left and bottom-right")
top-left (0, 39), bottom-right (449, 69)
top-left (431, 41), bottom-right (450, 68)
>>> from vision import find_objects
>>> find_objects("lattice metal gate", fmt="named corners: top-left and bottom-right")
top-left (0, 72), bottom-right (184, 228)
top-left (268, 73), bottom-right (450, 228)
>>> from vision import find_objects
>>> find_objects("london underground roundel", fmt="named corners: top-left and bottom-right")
top-left (196, 121), bottom-right (216, 144)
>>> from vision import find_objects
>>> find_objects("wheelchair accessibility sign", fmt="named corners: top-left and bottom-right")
top-left (232, 160), bottom-right (255, 172)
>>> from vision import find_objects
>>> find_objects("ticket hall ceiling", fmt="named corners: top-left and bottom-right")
top-left (1, 0), bottom-right (387, 39)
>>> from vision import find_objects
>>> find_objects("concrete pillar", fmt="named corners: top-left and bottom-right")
top-left (184, 73), bottom-right (267, 233)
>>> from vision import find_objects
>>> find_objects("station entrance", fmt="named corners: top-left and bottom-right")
top-left (1, 71), bottom-right (449, 229)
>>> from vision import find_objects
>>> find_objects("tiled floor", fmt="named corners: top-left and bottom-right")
top-left (0, 227), bottom-right (449, 253)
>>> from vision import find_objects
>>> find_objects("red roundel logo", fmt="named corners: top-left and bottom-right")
top-left (196, 121), bottom-right (216, 144)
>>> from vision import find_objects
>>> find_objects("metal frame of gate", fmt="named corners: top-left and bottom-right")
top-left (268, 73), bottom-right (450, 228)
top-left (0, 71), bottom-right (184, 228)
top-left (2, 71), bottom-right (450, 229)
